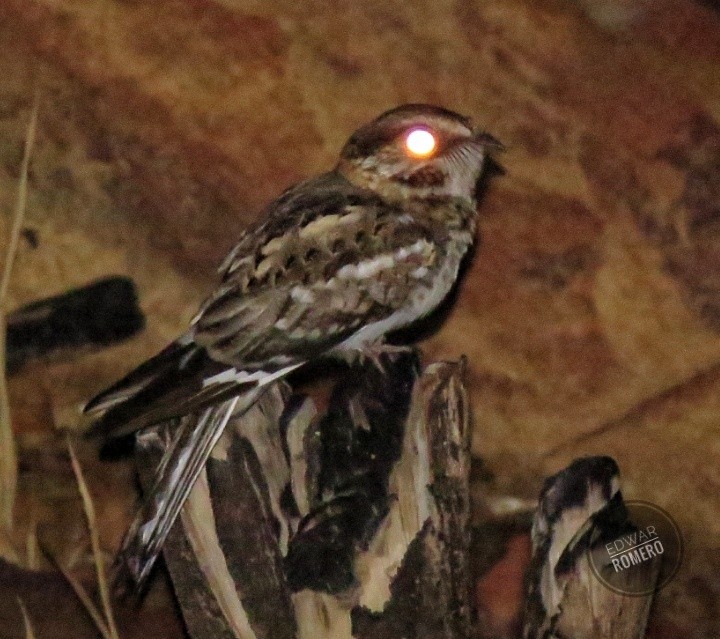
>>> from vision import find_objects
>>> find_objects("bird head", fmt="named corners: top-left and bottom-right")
top-left (338, 104), bottom-right (502, 204)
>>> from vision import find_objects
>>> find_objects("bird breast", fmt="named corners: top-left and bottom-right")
top-left (334, 231), bottom-right (473, 353)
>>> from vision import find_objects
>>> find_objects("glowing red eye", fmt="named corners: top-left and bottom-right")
top-left (405, 128), bottom-right (437, 158)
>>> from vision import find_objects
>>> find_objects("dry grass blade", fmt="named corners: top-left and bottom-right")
top-left (0, 93), bottom-right (39, 535)
top-left (0, 93), bottom-right (38, 304)
top-left (17, 597), bottom-right (37, 639)
top-left (26, 518), bottom-right (40, 570)
top-left (50, 553), bottom-right (112, 639)
top-left (67, 438), bottom-right (121, 639)
top-left (0, 525), bottom-right (19, 563)
top-left (0, 320), bottom-right (14, 533)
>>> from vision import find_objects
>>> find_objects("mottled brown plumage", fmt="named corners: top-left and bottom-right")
top-left (84, 104), bottom-right (501, 589)
top-left (194, 172), bottom-right (474, 370)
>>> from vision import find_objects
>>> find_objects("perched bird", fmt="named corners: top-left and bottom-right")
top-left (84, 103), bottom-right (501, 589)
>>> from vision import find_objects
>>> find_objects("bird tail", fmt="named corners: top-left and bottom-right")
top-left (83, 337), bottom-right (254, 439)
top-left (113, 391), bottom-right (260, 591)
top-left (84, 339), bottom-right (303, 591)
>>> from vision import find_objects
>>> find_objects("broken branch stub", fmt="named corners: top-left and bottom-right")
top-left (6, 277), bottom-right (145, 374)
top-left (523, 457), bottom-right (660, 639)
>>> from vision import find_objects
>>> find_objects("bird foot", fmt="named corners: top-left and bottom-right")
top-left (357, 341), bottom-right (414, 375)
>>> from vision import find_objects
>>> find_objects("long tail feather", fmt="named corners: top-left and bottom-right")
top-left (113, 389), bottom-right (262, 592)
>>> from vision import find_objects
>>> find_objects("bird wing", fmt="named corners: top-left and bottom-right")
top-left (192, 171), bottom-right (446, 369)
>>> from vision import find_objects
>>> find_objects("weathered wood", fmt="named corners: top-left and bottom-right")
top-left (352, 359), bottom-right (473, 639)
top-left (135, 387), bottom-right (297, 639)
top-left (5, 277), bottom-right (144, 374)
top-left (523, 457), bottom-right (659, 639)
top-left (134, 354), bottom-right (475, 639)
top-left (204, 386), bottom-right (296, 639)
top-left (133, 360), bottom-right (662, 639)
top-left (3, 5), bottom-right (720, 635)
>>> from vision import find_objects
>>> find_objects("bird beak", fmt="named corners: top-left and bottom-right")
top-left (472, 130), bottom-right (504, 152)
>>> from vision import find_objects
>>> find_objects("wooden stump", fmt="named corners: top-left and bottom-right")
top-left (136, 353), bottom-right (474, 639)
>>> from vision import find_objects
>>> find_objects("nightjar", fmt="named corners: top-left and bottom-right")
top-left (84, 103), bottom-right (502, 588)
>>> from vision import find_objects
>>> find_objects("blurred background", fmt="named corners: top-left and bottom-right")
top-left (0, 0), bottom-right (719, 637)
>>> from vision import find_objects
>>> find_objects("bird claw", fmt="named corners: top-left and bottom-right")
top-left (357, 341), bottom-right (414, 375)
